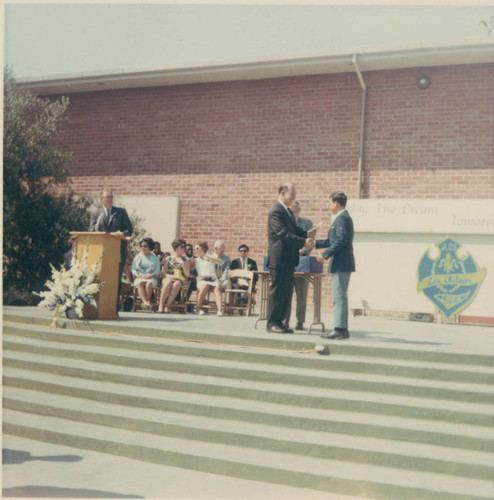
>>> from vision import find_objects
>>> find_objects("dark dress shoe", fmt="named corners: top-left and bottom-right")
top-left (267, 325), bottom-right (286, 334)
top-left (295, 323), bottom-right (305, 331)
top-left (320, 328), bottom-right (349, 340)
top-left (267, 324), bottom-right (293, 334)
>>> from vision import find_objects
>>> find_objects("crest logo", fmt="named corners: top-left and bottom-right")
top-left (417, 237), bottom-right (486, 319)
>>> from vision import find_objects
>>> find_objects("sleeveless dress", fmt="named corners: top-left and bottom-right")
top-left (166, 256), bottom-right (188, 292)
top-left (195, 257), bottom-right (220, 290)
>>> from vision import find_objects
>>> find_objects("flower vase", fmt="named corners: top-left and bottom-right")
top-left (65, 308), bottom-right (78, 319)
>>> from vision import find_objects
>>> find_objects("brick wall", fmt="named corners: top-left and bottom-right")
top-left (53, 62), bottom-right (494, 311)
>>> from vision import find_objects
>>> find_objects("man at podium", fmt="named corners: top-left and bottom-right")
top-left (90, 189), bottom-right (133, 307)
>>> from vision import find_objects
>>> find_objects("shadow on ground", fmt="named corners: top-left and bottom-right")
top-left (350, 330), bottom-right (447, 346)
top-left (2, 486), bottom-right (144, 498)
top-left (2, 449), bottom-right (83, 465)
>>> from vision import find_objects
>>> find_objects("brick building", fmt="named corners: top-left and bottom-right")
top-left (20, 43), bottom-right (494, 323)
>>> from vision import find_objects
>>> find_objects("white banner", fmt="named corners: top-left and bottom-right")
top-left (346, 199), bottom-right (494, 235)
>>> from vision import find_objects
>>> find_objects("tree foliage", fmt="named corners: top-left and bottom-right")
top-left (3, 70), bottom-right (91, 304)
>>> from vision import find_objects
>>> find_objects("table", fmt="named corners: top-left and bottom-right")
top-left (254, 271), bottom-right (329, 333)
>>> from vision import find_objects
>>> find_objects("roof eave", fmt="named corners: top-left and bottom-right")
top-left (16, 41), bottom-right (494, 95)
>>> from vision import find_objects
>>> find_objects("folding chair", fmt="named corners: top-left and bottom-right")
top-left (132, 284), bottom-right (160, 312)
top-left (223, 269), bottom-right (256, 316)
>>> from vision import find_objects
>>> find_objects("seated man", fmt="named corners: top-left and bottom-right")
top-left (152, 241), bottom-right (166, 264)
top-left (213, 240), bottom-right (231, 291)
top-left (229, 244), bottom-right (258, 304)
top-left (185, 242), bottom-right (198, 311)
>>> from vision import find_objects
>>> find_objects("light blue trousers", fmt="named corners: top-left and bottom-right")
top-left (332, 272), bottom-right (351, 329)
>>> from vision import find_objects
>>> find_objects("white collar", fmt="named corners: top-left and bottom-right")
top-left (332, 208), bottom-right (347, 223)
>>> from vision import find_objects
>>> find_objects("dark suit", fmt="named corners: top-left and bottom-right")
top-left (90, 206), bottom-right (133, 265)
top-left (229, 257), bottom-right (258, 304)
top-left (90, 205), bottom-right (133, 310)
top-left (230, 258), bottom-right (258, 283)
top-left (267, 202), bottom-right (307, 328)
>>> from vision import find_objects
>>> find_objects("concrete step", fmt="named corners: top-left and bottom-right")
top-left (4, 318), bottom-right (494, 367)
top-left (4, 367), bottom-right (493, 453)
top-left (4, 386), bottom-right (494, 481)
top-left (4, 323), bottom-right (494, 386)
top-left (4, 367), bottom-right (494, 451)
top-left (5, 344), bottom-right (494, 401)
top-left (4, 337), bottom-right (494, 409)
top-left (4, 409), bottom-right (494, 499)
top-left (4, 358), bottom-right (493, 429)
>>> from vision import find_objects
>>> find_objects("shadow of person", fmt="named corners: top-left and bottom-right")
top-left (349, 331), bottom-right (446, 346)
top-left (2, 449), bottom-right (83, 465)
top-left (2, 485), bottom-right (144, 498)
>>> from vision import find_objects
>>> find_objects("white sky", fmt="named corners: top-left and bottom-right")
top-left (4, 3), bottom-right (494, 80)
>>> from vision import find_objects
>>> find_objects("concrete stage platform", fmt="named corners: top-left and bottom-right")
top-left (4, 304), bottom-right (494, 356)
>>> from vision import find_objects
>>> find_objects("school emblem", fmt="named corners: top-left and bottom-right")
top-left (417, 237), bottom-right (486, 319)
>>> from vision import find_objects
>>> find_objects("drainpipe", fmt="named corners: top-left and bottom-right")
top-left (352, 55), bottom-right (367, 199)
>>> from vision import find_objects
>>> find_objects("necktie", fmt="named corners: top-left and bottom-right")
top-left (107, 209), bottom-right (111, 221)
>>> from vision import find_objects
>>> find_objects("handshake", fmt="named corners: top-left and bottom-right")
top-left (304, 238), bottom-right (315, 250)
top-left (304, 223), bottom-right (320, 250)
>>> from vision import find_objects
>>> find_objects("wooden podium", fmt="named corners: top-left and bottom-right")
top-left (71, 232), bottom-right (123, 319)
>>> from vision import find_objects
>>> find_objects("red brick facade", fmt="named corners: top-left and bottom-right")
top-left (54, 62), bottom-right (494, 307)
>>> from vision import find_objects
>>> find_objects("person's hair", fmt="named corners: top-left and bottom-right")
top-left (172, 238), bottom-right (186, 250)
top-left (100, 188), bottom-right (113, 197)
top-left (278, 185), bottom-right (288, 194)
top-left (140, 237), bottom-right (154, 250)
top-left (68, 234), bottom-right (78, 244)
top-left (291, 200), bottom-right (301, 209)
top-left (329, 191), bottom-right (347, 207)
top-left (197, 241), bottom-right (208, 253)
top-left (154, 241), bottom-right (161, 247)
top-left (238, 244), bottom-right (249, 252)
top-left (185, 243), bottom-right (193, 250)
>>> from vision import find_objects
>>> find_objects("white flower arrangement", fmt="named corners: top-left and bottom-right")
top-left (35, 247), bottom-right (105, 324)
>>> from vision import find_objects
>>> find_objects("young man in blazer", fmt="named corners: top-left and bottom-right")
top-left (266, 183), bottom-right (315, 334)
top-left (316, 191), bottom-right (355, 340)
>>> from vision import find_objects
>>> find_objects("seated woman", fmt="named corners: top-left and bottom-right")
top-left (131, 238), bottom-right (161, 310)
top-left (193, 241), bottom-right (224, 316)
top-left (158, 238), bottom-right (190, 313)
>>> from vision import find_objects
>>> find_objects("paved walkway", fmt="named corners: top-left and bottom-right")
top-left (4, 435), bottom-right (350, 499)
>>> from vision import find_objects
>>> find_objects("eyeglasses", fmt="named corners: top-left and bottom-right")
top-left (140, 244), bottom-right (148, 248)
top-left (239, 249), bottom-right (248, 253)
top-left (102, 195), bottom-right (113, 199)
top-left (177, 245), bottom-right (185, 249)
